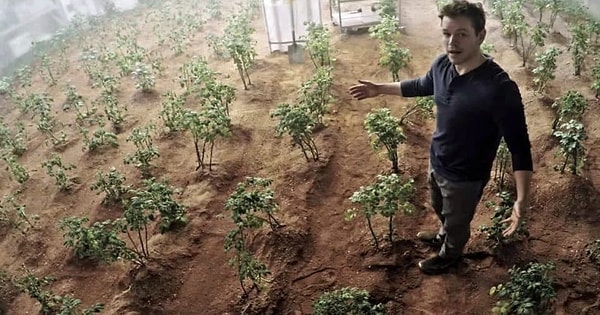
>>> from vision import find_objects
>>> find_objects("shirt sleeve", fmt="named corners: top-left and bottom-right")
top-left (400, 55), bottom-right (440, 97)
top-left (494, 80), bottom-right (534, 172)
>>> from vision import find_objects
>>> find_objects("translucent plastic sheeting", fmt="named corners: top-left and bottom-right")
top-left (262, 0), bottom-right (322, 53)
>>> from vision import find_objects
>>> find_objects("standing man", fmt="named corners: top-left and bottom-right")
top-left (349, 1), bottom-right (533, 275)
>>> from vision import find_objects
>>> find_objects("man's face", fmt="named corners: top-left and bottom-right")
top-left (441, 15), bottom-right (485, 66)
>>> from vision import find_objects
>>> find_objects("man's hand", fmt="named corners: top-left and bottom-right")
top-left (349, 80), bottom-right (380, 100)
top-left (501, 200), bottom-right (527, 238)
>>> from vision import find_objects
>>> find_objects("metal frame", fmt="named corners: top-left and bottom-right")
top-left (261, 0), bottom-right (323, 52)
top-left (329, 0), bottom-right (401, 32)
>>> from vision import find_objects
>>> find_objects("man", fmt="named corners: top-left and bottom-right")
top-left (349, 1), bottom-right (533, 275)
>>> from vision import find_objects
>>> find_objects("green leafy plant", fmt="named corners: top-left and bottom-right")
top-left (591, 57), bottom-right (600, 99)
top-left (313, 287), bottom-right (385, 315)
top-left (124, 125), bottom-right (159, 177)
top-left (224, 177), bottom-right (280, 295)
top-left (59, 216), bottom-right (134, 264)
top-left (98, 90), bottom-right (125, 132)
top-left (42, 154), bottom-right (77, 191)
top-left (207, 0), bottom-right (222, 19)
top-left (493, 139), bottom-right (511, 192)
top-left (532, 47), bottom-right (561, 94)
top-left (479, 191), bottom-right (529, 251)
top-left (297, 66), bottom-right (333, 124)
top-left (517, 22), bottom-right (547, 68)
top-left (399, 96), bottom-right (434, 125)
top-left (0, 119), bottom-right (27, 156)
top-left (223, 14), bottom-right (257, 90)
top-left (132, 62), bottom-right (155, 92)
top-left (80, 127), bottom-right (119, 152)
top-left (346, 174), bottom-right (415, 249)
top-left (272, 103), bottom-right (320, 162)
top-left (225, 177), bottom-right (282, 231)
top-left (553, 119), bottom-right (586, 174)
top-left (364, 108), bottom-right (406, 174)
top-left (551, 90), bottom-right (587, 130)
top-left (0, 193), bottom-right (38, 233)
top-left (369, 16), bottom-right (410, 81)
top-left (490, 262), bottom-right (556, 315)
top-left (159, 91), bottom-right (187, 133)
top-left (2, 153), bottom-right (29, 184)
top-left (183, 106), bottom-right (231, 171)
top-left (301, 22), bottom-right (332, 69)
top-left (206, 33), bottom-right (230, 60)
top-left (178, 56), bottom-right (219, 96)
top-left (90, 167), bottom-right (130, 205)
top-left (585, 239), bottom-right (600, 265)
top-left (128, 178), bottom-right (187, 233)
top-left (481, 41), bottom-right (496, 55)
top-left (569, 23), bottom-right (590, 76)
top-left (13, 268), bottom-right (104, 315)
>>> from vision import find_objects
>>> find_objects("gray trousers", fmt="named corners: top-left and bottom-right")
top-left (428, 166), bottom-right (488, 258)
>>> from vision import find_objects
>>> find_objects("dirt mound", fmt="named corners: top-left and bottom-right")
top-left (535, 174), bottom-right (600, 223)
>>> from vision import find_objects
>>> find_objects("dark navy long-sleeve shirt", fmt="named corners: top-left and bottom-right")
top-left (401, 54), bottom-right (533, 181)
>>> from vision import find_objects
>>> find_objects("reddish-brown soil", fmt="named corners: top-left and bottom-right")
top-left (1, 0), bottom-right (600, 314)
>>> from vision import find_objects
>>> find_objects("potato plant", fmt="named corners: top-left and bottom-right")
top-left (90, 167), bottom-right (130, 205)
top-left (15, 65), bottom-right (32, 88)
top-left (124, 125), bottom-right (159, 177)
top-left (130, 178), bottom-right (187, 233)
top-left (271, 103), bottom-right (320, 162)
top-left (364, 108), bottom-right (406, 173)
top-left (201, 81), bottom-right (236, 116)
top-left (379, 0), bottom-right (398, 17)
top-left (42, 154), bottom-right (77, 191)
top-left (224, 228), bottom-right (271, 296)
top-left (490, 262), bottom-right (556, 315)
top-left (369, 16), bottom-right (411, 81)
top-left (0, 119), bottom-right (27, 156)
top-left (569, 23), bottom-right (590, 76)
top-left (206, 33), bottom-right (230, 60)
top-left (551, 90), bottom-right (587, 130)
top-left (313, 287), bottom-right (385, 315)
top-left (585, 239), bottom-right (600, 265)
top-left (13, 269), bottom-right (104, 315)
top-left (225, 177), bottom-right (281, 231)
top-left (2, 153), bottom-right (29, 184)
top-left (207, 0), bottom-right (222, 19)
top-left (178, 56), bottom-right (218, 96)
top-left (532, 47), bottom-right (561, 94)
top-left (59, 216), bottom-right (134, 264)
top-left (591, 58), bottom-right (600, 98)
top-left (98, 90), bottom-right (125, 132)
top-left (224, 177), bottom-right (280, 295)
top-left (223, 14), bottom-right (257, 90)
top-left (493, 139), bottom-right (511, 191)
top-left (517, 22), bottom-right (547, 68)
top-left (159, 91), bottom-right (187, 133)
top-left (37, 52), bottom-right (57, 86)
top-left (553, 120), bottom-right (586, 174)
top-left (479, 191), bottom-right (529, 251)
top-left (80, 127), bottom-right (119, 152)
top-left (301, 22), bottom-right (332, 69)
top-left (297, 66), bottom-right (333, 124)
top-left (0, 193), bottom-right (38, 233)
top-left (399, 96), bottom-right (435, 125)
top-left (346, 174), bottom-right (416, 249)
top-left (131, 62), bottom-right (155, 92)
top-left (183, 106), bottom-right (231, 171)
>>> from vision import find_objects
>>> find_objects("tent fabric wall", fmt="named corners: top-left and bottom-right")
top-left (262, 0), bottom-right (322, 53)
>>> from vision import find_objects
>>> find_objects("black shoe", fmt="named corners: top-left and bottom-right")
top-left (416, 231), bottom-right (444, 248)
top-left (418, 255), bottom-right (461, 275)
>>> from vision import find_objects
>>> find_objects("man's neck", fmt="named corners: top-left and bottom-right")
top-left (453, 53), bottom-right (487, 75)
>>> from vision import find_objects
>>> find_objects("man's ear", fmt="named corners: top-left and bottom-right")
top-left (478, 29), bottom-right (487, 44)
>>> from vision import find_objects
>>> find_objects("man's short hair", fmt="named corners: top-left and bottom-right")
top-left (438, 1), bottom-right (486, 34)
